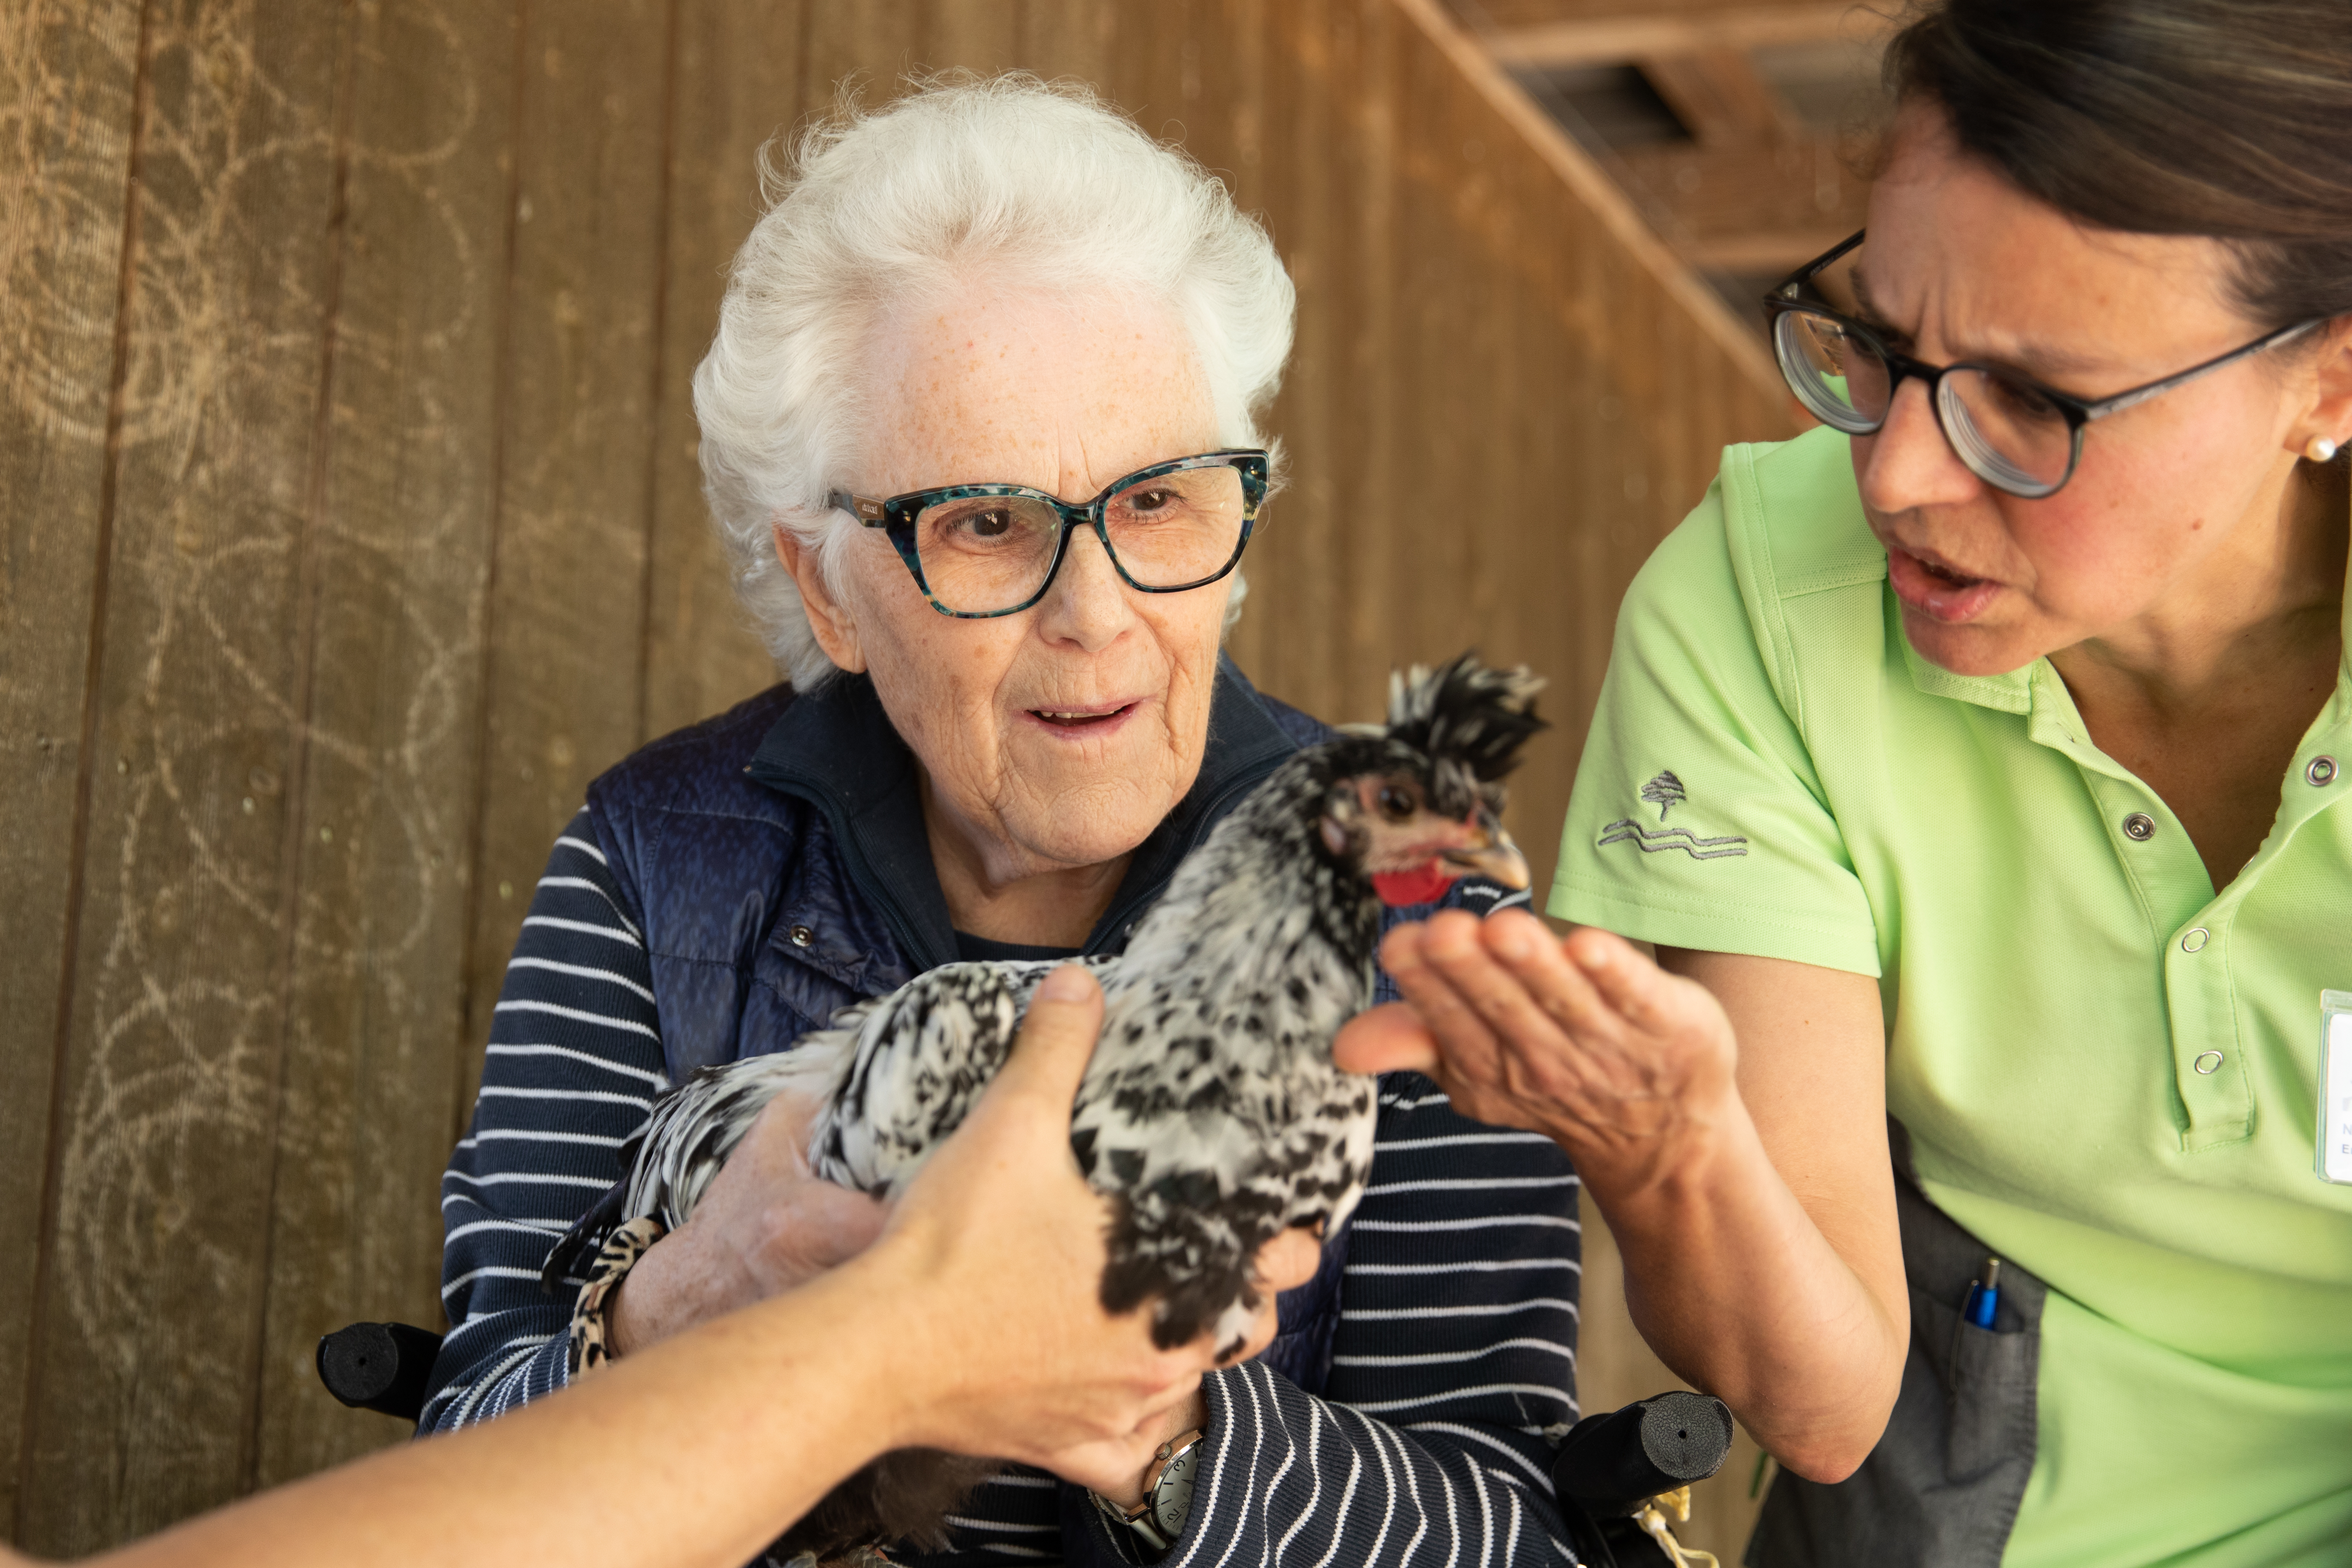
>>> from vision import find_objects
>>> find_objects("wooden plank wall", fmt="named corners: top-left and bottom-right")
top-left (1, 0), bottom-right (1793, 1556)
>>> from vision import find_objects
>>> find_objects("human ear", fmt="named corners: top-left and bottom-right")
top-left (2291, 318), bottom-right (2352, 459)
top-left (774, 521), bottom-right (866, 674)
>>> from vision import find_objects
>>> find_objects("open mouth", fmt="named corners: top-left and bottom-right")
top-left (1886, 544), bottom-right (1999, 621)
top-left (1028, 702), bottom-right (1135, 729)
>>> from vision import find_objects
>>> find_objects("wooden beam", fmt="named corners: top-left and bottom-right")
top-left (1683, 227), bottom-right (1853, 273)
top-left (1484, 4), bottom-right (1881, 68)
top-left (1616, 135), bottom-right (1871, 264)
top-left (1460, 0), bottom-right (1851, 21)
top-left (1394, 0), bottom-right (1785, 394)
top-left (1639, 48), bottom-right (1798, 145)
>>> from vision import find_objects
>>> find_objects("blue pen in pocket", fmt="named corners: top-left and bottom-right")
top-left (1962, 1257), bottom-right (2002, 1330)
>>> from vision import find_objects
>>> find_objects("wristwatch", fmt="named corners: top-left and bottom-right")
top-left (1096, 1428), bottom-right (1206, 1556)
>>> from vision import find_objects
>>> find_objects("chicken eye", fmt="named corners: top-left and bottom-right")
top-left (1377, 784), bottom-right (1416, 821)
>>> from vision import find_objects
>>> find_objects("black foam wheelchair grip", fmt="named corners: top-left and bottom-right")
top-left (1550, 1389), bottom-right (1734, 1519)
top-left (316, 1321), bottom-right (445, 1422)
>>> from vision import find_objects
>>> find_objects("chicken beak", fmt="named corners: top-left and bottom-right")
top-left (1441, 819), bottom-right (1530, 891)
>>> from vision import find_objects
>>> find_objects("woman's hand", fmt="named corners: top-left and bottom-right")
top-left (607, 1087), bottom-right (890, 1357)
top-left (1337, 910), bottom-right (1908, 1482)
top-left (859, 966), bottom-right (1320, 1489)
top-left (1335, 909), bottom-right (1740, 1194)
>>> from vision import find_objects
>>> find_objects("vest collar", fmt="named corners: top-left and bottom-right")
top-left (746, 655), bottom-right (1304, 973)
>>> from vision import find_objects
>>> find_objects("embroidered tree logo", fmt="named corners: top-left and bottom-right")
top-left (1640, 770), bottom-right (1686, 820)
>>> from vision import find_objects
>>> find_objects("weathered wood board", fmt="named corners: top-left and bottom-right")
top-left (0, 0), bottom-right (149, 1540)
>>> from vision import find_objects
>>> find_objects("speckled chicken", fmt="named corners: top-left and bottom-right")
top-left (544, 653), bottom-right (1544, 1560)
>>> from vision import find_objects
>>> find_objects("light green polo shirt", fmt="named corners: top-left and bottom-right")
top-left (1552, 426), bottom-right (2352, 1566)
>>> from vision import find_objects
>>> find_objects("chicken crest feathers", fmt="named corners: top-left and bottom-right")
top-left (1383, 653), bottom-right (1546, 778)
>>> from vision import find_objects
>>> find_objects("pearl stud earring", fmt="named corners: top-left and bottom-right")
top-left (2307, 436), bottom-right (2340, 463)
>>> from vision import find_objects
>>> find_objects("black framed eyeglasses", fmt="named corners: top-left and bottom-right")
top-left (1763, 230), bottom-right (2319, 499)
top-left (829, 449), bottom-right (1269, 619)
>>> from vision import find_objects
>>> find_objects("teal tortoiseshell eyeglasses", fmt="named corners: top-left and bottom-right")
top-left (829, 449), bottom-right (1269, 618)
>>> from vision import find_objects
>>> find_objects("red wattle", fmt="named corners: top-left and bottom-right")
top-left (1372, 866), bottom-right (1455, 907)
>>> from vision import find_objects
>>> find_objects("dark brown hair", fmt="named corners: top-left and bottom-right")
top-left (1887, 0), bottom-right (2352, 328)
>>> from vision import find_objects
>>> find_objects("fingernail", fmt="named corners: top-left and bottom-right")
top-left (1038, 964), bottom-right (1093, 1002)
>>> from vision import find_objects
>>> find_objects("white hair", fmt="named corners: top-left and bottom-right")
top-left (692, 73), bottom-right (1297, 691)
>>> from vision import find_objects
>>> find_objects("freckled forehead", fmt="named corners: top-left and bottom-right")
top-left (862, 282), bottom-right (1219, 500)
top-left (1860, 122), bottom-right (2253, 384)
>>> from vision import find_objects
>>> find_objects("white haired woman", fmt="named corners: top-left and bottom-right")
top-left (424, 77), bottom-right (1583, 1568)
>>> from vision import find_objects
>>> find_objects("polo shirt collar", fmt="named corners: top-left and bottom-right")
top-left (1894, 544), bottom-right (2352, 718)
top-left (745, 654), bottom-right (1302, 972)
top-left (1893, 535), bottom-right (2352, 842)
top-left (1893, 596), bottom-right (2032, 716)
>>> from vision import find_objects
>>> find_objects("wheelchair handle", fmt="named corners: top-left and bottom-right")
top-left (316, 1321), bottom-right (445, 1422)
top-left (1551, 1388), bottom-right (1734, 1518)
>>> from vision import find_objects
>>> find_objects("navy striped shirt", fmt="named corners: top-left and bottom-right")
top-left (428, 810), bottom-right (1585, 1566)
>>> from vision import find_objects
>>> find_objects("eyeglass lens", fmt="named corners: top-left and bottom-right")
top-left (911, 462), bottom-right (1249, 614)
top-left (1772, 243), bottom-right (2081, 499)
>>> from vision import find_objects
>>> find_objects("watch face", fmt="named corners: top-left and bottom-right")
top-left (1151, 1445), bottom-right (1201, 1536)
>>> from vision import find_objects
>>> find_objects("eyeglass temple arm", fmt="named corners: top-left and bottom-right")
top-left (1769, 228), bottom-right (1867, 301)
top-left (827, 490), bottom-right (889, 525)
top-left (2078, 319), bottom-right (2324, 424)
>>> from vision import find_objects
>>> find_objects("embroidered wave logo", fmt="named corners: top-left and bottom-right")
top-left (1597, 818), bottom-right (1751, 860)
top-left (1602, 773), bottom-right (1748, 859)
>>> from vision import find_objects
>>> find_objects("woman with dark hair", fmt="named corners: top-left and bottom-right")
top-left (1341, 2), bottom-right (2352, 1563)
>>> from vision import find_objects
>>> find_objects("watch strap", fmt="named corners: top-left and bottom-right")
top-left (1094, 1428), bottom-right (1205, 1558)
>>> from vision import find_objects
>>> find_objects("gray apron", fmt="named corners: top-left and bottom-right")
top-left (1745, 1120), bottom-right (2047, 1567)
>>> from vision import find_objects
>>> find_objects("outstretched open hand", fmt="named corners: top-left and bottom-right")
top-left (1334, 909), bottom-right (1741, 1187)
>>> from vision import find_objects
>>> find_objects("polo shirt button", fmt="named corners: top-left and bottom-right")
top-left (2309, 755), bottom-right (2338, 786)
top-left (789, 924), bottom-right (815, 947)
top-left (2181, 928), bottom-right (2210, 953)
top-left (2122, 813), bottom-right (2157, 841)
top-left (2193, 1050), bottom-right (2225, 1075)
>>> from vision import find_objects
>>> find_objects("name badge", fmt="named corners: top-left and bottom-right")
top-left (2320, 991), bottom-right (2352, 1185)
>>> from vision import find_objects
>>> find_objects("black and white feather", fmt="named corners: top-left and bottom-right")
top-left (543, 652), bottom-right (1544, 1561)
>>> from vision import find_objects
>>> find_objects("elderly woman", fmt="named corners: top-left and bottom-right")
top-left (1343, 1), bottom-right (2352, 1564)
top-left (424, 77), bottom-right (1583, 1568)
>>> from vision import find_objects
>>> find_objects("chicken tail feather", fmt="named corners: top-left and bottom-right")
top-left (768, 1447), bottom-right (1001, 1561)
top-left (1099, 1189), bottom-right (1283, 1355)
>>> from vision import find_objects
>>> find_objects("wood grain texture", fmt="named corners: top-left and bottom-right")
top-left (7, 0), bottom-right (1800, 1554)
top-left (1466, 0), bottom-right (1853, 22)
top-left (18, 0), bottom-right (365, 1546)
top-left (1017, 0), bottom-right (1119, 80)
top-left (1619, 132), bottom-right (1871, 262)
top-left (455, 0), bottom-right (674, 1107)
top-left (640, 0), bottom-right (807, 744)
top-left (244, 0), bottom-right (521, 1494)
top-left (0, 0), bottom-right (147, 1540)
